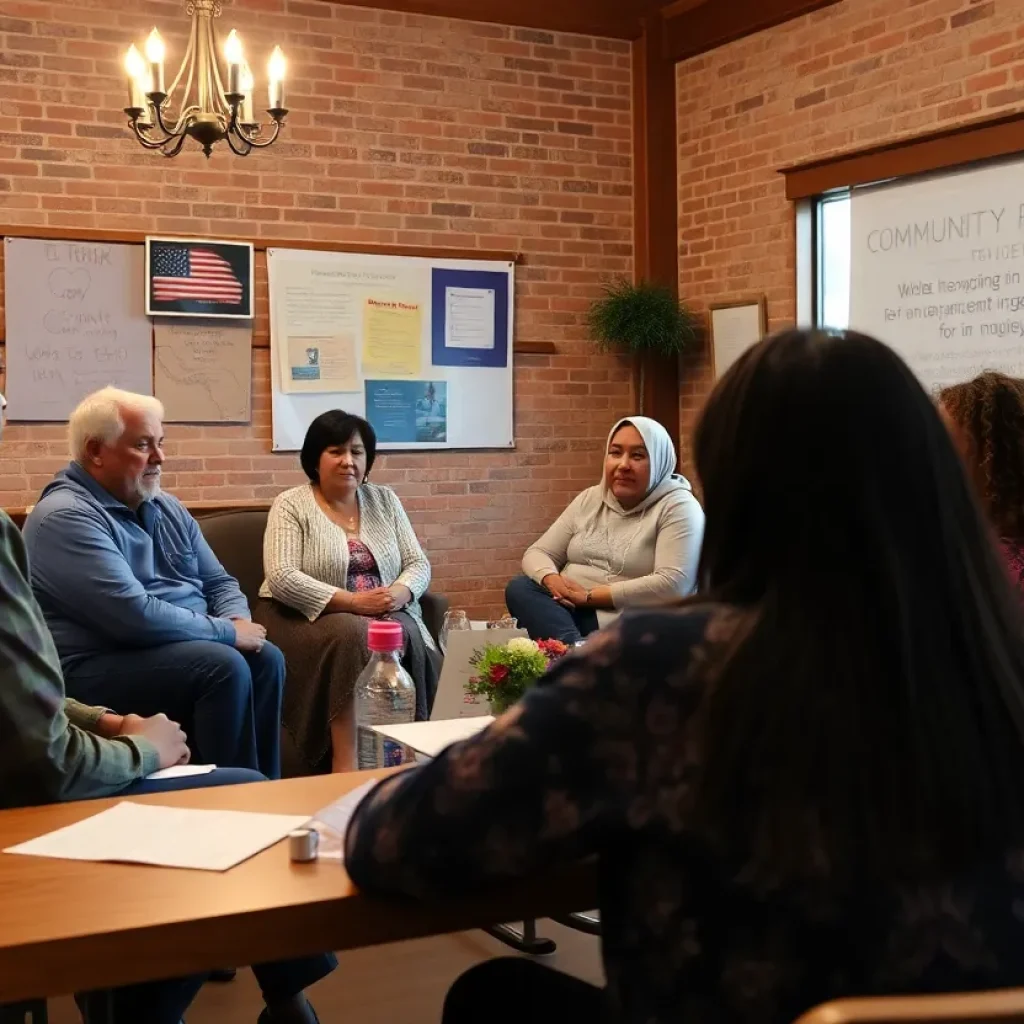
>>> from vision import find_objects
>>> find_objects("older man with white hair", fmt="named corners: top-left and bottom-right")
top-left (23, 387), bottom-right (285, 778)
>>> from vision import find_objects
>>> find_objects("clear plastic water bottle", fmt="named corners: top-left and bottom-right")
top-left (355, 620), bottom-right (416, 769)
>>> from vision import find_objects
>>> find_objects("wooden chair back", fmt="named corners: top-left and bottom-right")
top-left (796, 991), bottom-right (1024, 1024)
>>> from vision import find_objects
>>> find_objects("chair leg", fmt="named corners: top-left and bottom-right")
top-left (483, 919), bottom-right (557, 955)
top-left (551, 911), bottom-right (602, 936)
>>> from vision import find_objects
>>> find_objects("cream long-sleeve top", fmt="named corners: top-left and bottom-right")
top-left (259, 482), bottom-right (435, 649)
top-left (521, 476), bottom-right (704, 624)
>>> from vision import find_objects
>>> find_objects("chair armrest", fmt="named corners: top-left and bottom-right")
top-left (419, 591), bottom-right (449, 646)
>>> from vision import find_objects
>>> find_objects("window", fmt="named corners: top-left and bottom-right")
top-left (816, 194), bottom-right (850, 331)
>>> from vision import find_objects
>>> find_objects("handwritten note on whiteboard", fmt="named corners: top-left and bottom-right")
top-left (4, 238), bottom-right (153, 421)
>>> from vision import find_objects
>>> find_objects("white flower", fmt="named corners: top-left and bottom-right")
top-left (506, 637), bottom-right (539, 655)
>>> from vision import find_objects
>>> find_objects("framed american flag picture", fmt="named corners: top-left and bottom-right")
top-left (145, 237), bottom-right (254, 320)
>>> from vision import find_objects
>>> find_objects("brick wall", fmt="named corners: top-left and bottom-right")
top-left (677, 0), bottom-right (1024, 471)
top-left (0, 0), bottom-right (634, 615)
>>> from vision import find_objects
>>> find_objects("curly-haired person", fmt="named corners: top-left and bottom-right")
top-left (940, 372), bottom-right (1024, 595)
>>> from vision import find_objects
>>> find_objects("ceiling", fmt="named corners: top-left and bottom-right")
top-left (328, 0), bottom-right (695, 40)
top-left (328, 1), bottom-right (839, 59)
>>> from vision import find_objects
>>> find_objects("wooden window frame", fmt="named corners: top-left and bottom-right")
top-left (780, 112), bottom-right (1024, 201)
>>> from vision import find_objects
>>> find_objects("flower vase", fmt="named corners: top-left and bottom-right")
top-left (489, 693), bottom-right (517, 716)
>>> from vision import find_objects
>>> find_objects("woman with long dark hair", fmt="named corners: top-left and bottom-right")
top-left (345, 329), bottom-right (1024, 1024)
top-left (940, 372), bottom-right (1024, 595)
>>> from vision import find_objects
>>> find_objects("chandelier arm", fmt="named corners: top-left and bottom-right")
top-left (205, 16), bottom-right (231, 117)
top-left (151, 100), bottom-right (189, 141)
top-left (161, 130), bottom-right (191, 158)
top-left (232, 117), bottom-right (284, 149)
top-left (224, 126), bottom-right (253, 156)
top-left (129, 116), bottom-right (175, 149)
top-left (164, 10), bottom-right (197, 105)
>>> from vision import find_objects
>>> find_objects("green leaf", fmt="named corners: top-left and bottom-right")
top-left (586, 278), bottom-right (698, 357)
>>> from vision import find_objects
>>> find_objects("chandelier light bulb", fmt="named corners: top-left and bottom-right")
top-left (224, 29), bottom-right (243, 65)
top-left (239, 61), bottom-right (255, 122)
top-left (124, 44), bottom-right (145, 80)
top-left (268, 46), bottom-right (286, 82)
top-left (144, 28), bottom-right (165, 64)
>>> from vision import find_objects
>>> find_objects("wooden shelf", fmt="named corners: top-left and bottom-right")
top-left (0, 224), bottom-right (522, 265)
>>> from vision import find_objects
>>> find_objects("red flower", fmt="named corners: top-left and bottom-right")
top-left (538, 639), bottom-right (569, 660)
top-left (489, 664), bottom-right (510, 685)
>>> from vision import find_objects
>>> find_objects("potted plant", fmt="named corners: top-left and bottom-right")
top-left (586, 278), bottom-right (699, 408)
top-left (466, 637), bottom-right (570, 715)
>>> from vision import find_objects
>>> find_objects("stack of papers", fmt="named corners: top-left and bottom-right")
top-left (4, 802), bottom-right (309, 872)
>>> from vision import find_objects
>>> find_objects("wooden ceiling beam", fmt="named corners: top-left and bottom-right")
top-left (663, 0), bottom-right (842, 63)
top-left (316, 0), bottom-right (642, 39)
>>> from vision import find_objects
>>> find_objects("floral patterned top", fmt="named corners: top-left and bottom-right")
top-left (346, 538), bottom-right (383, 593)
top-left (346, 605), bottom-right (1024, 1024)
top-left (1001, 539), bottom-right (1024, 599)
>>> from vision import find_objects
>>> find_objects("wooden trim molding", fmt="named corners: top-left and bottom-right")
top-left (316, 0), bottom-right (641, 39)
top-left (0, 225), bottom-right (556, 353)
top-left (780, 111), bottom-right (1024, 200)
top-left (633, 17), bottom-right (682, 450)
top-left (0, 224), bottom-right (522, 265)
top-left (665, 0), bottom-right (841, 64)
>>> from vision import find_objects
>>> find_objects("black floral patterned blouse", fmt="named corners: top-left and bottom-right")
top-left (345, 606), bottom-right (1024, 1024)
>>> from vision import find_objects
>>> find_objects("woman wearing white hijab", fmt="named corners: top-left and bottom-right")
top-left (506, 416), bottom-right (705, 643)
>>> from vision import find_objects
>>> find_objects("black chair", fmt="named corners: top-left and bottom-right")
top-left (195, 507), bottom-right (448, 643)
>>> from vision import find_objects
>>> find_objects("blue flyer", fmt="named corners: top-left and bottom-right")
top-left (365, 380), bottom-right (448, 444)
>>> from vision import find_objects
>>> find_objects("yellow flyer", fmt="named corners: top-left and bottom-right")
top-left (361, 297), bottom-right (421, 376)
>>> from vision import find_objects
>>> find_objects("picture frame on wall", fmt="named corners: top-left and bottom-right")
top-left (145, 236), bottom-right (254, 320)
top-left (709, 296), bottom-right (767, 379)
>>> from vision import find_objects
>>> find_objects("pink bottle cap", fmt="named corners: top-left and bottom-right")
top-left (367, 619), bottom-right (404, 652)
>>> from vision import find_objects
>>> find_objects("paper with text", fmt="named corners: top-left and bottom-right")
top-left (362, 298), bottom-right (422, 376)
top-left (4, 802), bottom-right (309, 872)
top-left (850, 157), bottom-right (1024, 390)
top-left (445, 287), bottom-right (496, 350)
top-left (154, 321), bottom-right (251, 422)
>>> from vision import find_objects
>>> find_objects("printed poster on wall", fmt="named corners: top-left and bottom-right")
top-left (430, 268), bottom-right (509, 368)
top-left (365, 380), bottom-right (448, 444)
top-left (849, 156), bottom-right (1024, 390)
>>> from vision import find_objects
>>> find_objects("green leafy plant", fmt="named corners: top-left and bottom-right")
top-left (587, 279), bottom-right (698, 357)
top-left (466, 637), bottom-right (569, 714)
top-left (587, 278), bottom-right (698, 407)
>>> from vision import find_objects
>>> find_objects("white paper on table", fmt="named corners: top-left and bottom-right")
top-left (3, 802), bottom-right (309, 872)
top-left (145, 764), bottom-right (216, 781)
top-left (372, 717), bottom-right (493, 759)
top-left (307, 780), bottom-right (380, 862)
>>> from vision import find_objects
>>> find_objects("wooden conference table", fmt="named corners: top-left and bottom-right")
top-left (0, 772), bottom-right (598, 1004)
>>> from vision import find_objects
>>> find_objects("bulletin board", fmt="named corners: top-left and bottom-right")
top-left (267, 247), bottom-right (515, 451)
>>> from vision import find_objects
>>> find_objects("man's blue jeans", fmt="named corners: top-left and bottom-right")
top-left (65, 641), bottom-right (285, 779)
